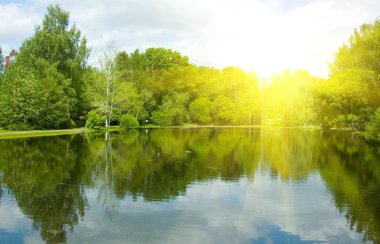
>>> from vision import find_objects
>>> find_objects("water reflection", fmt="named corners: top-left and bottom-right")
top-left (0, 128), bottom-right (379, 243)
top-left (0, 136), bottom-right (88, 243)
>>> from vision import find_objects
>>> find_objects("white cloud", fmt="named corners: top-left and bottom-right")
top-left (0, 0), bottom-right (379, 77)
top-left (0, 3), bottom-right (40, 52)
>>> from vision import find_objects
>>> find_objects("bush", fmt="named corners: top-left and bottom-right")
top-left (120, 114), bottom-right (139, 129)
top-left (365, 108), bottom-right (380, 142)
top-left (85, 110), bottom-right (105, 130)
top-left (61, 119), bottom-right (76, 129)
top-left (7, 123), bottom-right (33, 131)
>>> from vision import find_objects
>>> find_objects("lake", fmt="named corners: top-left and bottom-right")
top-left (0, 128), bottom-right (379, 243)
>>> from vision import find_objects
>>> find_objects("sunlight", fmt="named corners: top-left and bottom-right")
top-left (186, 0), bottom-right (359, 78)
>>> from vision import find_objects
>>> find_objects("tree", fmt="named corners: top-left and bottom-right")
top-left (231, 70), bottom-right (261, 125)
top-left (322, 20), bottom-right (380, 130)
top-left (18, 4), bottom-right (90, 118)
top-left (114, 47), bottom-right (195, 124)
top-left (210, 95), bottom-right (236, 125)
top-left (116, 89), bottom-right (154, 123)
top-left (0, 65), bottom-right (41, 130)
top-left (88, 45), bottom-right (136, 128)
top-left (189, 97), bottom-right (212, 124)
top-left (331, 21), bottom-right (380, 107)
top-left (99, 45), bottom-right (117, 128)
top-left (263, 70), bottom-right (319, 126)
top-left (0, 4), bottom-right (90, 130)
top-left (0, 5), bottom-right (93, 130)
top-left (193, 67), bottom-right (222, 99)
top-left (151, 92), bottom-right (190, 126)
top-left (365, 107), bottom-right (380, 142)
top-left (0, 63), bottom-right (67, 130)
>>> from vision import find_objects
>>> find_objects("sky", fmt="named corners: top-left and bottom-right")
top-left (0, 0), bottom-right (379, 78)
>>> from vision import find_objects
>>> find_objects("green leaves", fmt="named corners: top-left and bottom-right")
top-left (189, 98), bottom-right (212, 125)
top-left (113, 49), bottom-right (261, 126)
top-left (210, 95), bottom-right (236, 125)
top-left (0, 62), bottom-right (69, 130)
top-left (120, 114), bottom-right (139, 129)
top-left (365, 107), bottom-right (380, 142)
top-left (0, 4), bottom-right (90, 130)
top-left (85, 110), bottom-right (106, 130)
top-left (0, 65), bottom-right (41, 130)
top-left (18, 4), bottom-right (90, 118)
top-left (151, 92), bottom-right (190, 126)
top-left (319, 20), bottom-right (380, 131)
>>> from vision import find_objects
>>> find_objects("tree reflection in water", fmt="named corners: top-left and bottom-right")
top-left (0, 128), bottom-right (379, 243)
top-left (0, 136), bottom-right (88, 243)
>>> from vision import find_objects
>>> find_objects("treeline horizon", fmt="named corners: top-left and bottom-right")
top-left (0, 5), bottom-right (379, 141)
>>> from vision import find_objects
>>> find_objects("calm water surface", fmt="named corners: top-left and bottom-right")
top-left (0, 128), bottom-right (379, 243)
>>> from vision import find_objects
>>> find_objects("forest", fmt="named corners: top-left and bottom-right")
top-left (0, 5), bottom-right (379, 142)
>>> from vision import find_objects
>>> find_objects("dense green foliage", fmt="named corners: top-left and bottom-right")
top-left (120, 114), bottom-right (139, 129)
top-left (85, 110), bottom-right (105, 130)
top-left (0, 5), bottom-right (90, 130)
top-left (189, 97), bottom-right (212, 124)
top-left (88, 21), bottom-right (380, 133)
top-left (0, 64), bottom-right (69, 130)
top-left (313, 20), bottom-right (380, 131)
top-left (264, 70), bottom-right (319, 126)
top-left (365, 108), bottom-right (380, 142)
top-left (111, 50), bottom-right (262, 126)
top-left (0, 4), bottom-right (379, 141)
top-left (0, 66), bottom-right (42, 130)
top-left (19, 5), bottom-right (90, 117)
top-left (210, 95), bottom-right (237, 125)
top-left (151, 92), bottom-right (190, 126)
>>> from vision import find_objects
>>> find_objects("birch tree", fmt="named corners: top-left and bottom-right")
top-left (94, 44), bottom-right (133, 128)
top-left (99, 46), bottom-right (116, 128)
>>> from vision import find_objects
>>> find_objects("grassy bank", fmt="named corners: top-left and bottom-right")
top-left (0, 128), bottom-right (85, 139)
top-left (0, 126), bottom-right (124, 139)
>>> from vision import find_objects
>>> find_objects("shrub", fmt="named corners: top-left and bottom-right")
top-left (85, 110), bottom-right (105, 130)
top-left (7, 123), bottom-right (33, 131)
top-left (61, 119), bottom-right (76, 129)
top-left (120, 114), bottom-right (139, 129)
top-left (365, 108), bottom-right (380, 142)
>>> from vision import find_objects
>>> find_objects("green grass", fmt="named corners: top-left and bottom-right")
top-left (0, 126), bottom-right (126, 140)
top-left (0, 128), bottom-right (85, 139)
